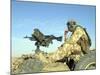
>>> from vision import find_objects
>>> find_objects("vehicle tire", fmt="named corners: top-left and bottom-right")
top-left (74, 50), bottom-right (96, 70)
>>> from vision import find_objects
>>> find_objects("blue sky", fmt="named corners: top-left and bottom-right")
top-left (12, 1), bottom-right (96, 56)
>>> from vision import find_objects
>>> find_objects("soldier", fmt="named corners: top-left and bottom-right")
top-left (50, 20), bottom-right (91, 70)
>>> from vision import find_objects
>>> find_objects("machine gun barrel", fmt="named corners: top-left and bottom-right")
top-left (24, 35), bottom-right (34, 41)
top-left (45, 35), bottom-right (62, 42)
top-left (53, 36), bottom-right (62, 41)
top-left (24, 35), bottom-right (29, 38)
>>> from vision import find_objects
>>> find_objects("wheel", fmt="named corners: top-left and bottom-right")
top-left (74, 50), bottom-right (96, 70)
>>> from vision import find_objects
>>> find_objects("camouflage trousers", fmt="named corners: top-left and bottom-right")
top-left (50, 43), bottom-right (82, 62)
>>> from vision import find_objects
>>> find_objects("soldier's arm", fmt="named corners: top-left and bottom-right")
top-left (64, 28), bottom-right (68, 42)
top-left (67, 27), bottom-right (84, 44)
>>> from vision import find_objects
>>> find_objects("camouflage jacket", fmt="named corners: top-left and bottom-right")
top-left (67, 25), bottom-right (91, 53)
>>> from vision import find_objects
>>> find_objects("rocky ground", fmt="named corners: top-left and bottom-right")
top-left (11, 51), bottom-right (70, 74)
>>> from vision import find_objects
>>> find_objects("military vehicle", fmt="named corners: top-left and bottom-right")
top-left (24, 28), bottom-right (62, 53)
top-left (74, 50), bottom-right (96, 70)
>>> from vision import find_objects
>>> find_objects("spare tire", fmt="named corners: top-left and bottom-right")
top-left (75, 50), bottom-right (96, 70)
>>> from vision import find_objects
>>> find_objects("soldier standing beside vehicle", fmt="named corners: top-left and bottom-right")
top-left (50, 20), bottom-right (91, 70)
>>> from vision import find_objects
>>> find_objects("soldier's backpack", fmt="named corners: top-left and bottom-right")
top-left (75, 25), bottom-right (91, 54)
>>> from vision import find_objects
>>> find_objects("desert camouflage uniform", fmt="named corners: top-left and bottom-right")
top-left (51, 26), bottom-right (90, 62)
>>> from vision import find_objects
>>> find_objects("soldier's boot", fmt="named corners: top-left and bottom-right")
top-left (66, 58), bottom-right (76, 71)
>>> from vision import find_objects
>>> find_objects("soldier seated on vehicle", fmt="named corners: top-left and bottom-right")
top-left (50, 20), bottom-right (91, 70)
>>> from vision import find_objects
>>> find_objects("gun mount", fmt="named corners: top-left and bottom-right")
top-left (24, 28), bottom-right (62, 53)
